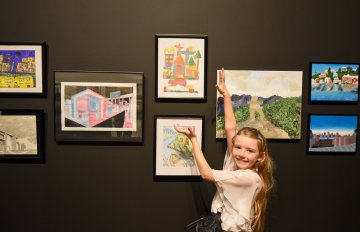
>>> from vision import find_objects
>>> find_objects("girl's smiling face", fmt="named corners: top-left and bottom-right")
top-left (232, 134), bottom-right (261, 170)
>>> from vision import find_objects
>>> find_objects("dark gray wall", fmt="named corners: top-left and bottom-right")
top-left (1, 0), bottom-right (359, 231)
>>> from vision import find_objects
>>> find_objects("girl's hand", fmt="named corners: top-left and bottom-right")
top-left (215, 68), bottom-right (230, 97)
top-left (174, 125), bottom-right (196, 139)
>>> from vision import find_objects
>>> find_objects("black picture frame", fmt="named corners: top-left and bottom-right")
top-left (307, 113), bottom-right (358, 154)
top-left (54, 71), bottom-right (144, 144)
top-left (0, 42), bottom-right (47, 97)
top-left (0, 109), bottom-right (45, 163)
top-left (309, 62), bottom-right (359, 104)
top-left (154, 115), bottom-right (205, 181)
top-left (155, 34), bottom-right (207, 103)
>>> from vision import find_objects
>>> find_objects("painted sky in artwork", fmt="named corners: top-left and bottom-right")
top-left (310, 115), bottom-right (358, 135)
top-left (223, 70), bottom-right (303, 98)
top-left (0, 50), bottom-right (35, 59)
top-left (311, 63), bottom-right (359, 75)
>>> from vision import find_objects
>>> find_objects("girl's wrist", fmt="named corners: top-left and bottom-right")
top-left (223, 93), bottom-right (231, 98)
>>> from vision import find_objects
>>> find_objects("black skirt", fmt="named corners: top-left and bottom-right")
top-left (184, 212), bottom-right (222, 232)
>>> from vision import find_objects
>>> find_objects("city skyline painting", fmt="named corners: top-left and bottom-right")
top-left (308, 114), bottom-right (358, 153)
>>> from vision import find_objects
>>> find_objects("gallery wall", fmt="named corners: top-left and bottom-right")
top-left (0, 0), bottom-right (359, 231)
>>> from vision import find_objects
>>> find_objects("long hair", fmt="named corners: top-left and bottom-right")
top-left (232, 127), bottom-right (275, 232)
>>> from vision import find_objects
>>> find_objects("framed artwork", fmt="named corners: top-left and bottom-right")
top-left (309, 62), bottom-right (359, 103)
top-left (155, 34), bottom-right (207, 102)
top-left (216, 70), bottom-right (303, 140)
top-left (154, 115), bottom-right (204, 181)
top-left (0, 110), bottom-right (45, 163)
top-left (54, 71), bottom-right (144, 144)
top-left (0, 42), bottom-right (46, 96)
top-left (307, 114), bottom-right (358, 154)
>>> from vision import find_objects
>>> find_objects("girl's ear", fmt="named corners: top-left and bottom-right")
top-left (257, 153), bottom-right (266, 162)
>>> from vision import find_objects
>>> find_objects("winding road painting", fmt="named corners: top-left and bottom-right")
top-left (216, 70), bottom-right (303, 140)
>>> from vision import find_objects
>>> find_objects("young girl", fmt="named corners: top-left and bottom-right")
top-left (175, 69), bottom-right (275, 232)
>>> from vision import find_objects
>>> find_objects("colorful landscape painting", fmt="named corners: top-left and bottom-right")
top-left (308, 115), bottom-right (358, 153)
top-left (61, 82), bottom-right (137, 131)
top-left (0, 50), bottom-right (36, 88)
top-left (216, 70), bottom-right (303, 139)
top-left (155, 117), bottom-right (203, 177)
top-left (157, 36), bottom-right (205, 99)
top-left (162, 126), bottom-right (196, 168)
top-left (310, 63), bottom-right (359, 102)
top-left (0, 115), bottom-right (38, 155)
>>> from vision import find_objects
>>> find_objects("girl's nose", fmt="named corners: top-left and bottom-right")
top-left (238, 149), bottom-right (246, 157)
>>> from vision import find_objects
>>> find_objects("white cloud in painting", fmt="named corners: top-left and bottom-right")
top-left (224, 70), bottom-right (303, 98)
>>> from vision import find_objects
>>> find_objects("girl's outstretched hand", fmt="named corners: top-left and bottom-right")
top-left (174, 125), bottom-right (196, 139)
top-left (215, 68), bottom-right (230, 97)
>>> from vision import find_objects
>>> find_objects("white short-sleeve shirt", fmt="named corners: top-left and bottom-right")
top-left (211, 151), bottom-right (262, 232)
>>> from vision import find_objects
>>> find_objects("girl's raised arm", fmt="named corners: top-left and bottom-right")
top-left (174, 126), bottom-right (214, 182)
top-left (215, 68), bottom-right (237, 154)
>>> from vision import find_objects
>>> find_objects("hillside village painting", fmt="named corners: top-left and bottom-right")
top-left (0, 43), bottom-right (45, 94)
top-left (310, 63), bottom-right (359, 102)
top-left (156, 35), bottom-right (206, 100)
top-left (0, 115), bottom-right (38, 155)
top-left (308, 114), bottom-right (358, 153)
top-left (155, 116), bottom-right (203, 178)
top-left (61, 82), bottom-right (137, 131)
top-left (216, 70), bottom-right (303, 140)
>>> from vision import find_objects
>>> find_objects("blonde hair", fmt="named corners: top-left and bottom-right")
top-left (232, 127), bottom-right (275, 232)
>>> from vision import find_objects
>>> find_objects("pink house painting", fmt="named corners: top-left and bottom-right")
top-left (64, 88), bottom-right (134, 129)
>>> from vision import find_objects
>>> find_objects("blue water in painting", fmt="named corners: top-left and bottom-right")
top-left (319, 136), bottom-right (335, 140)
top-left (311, 90), bottom-right (358, 102)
